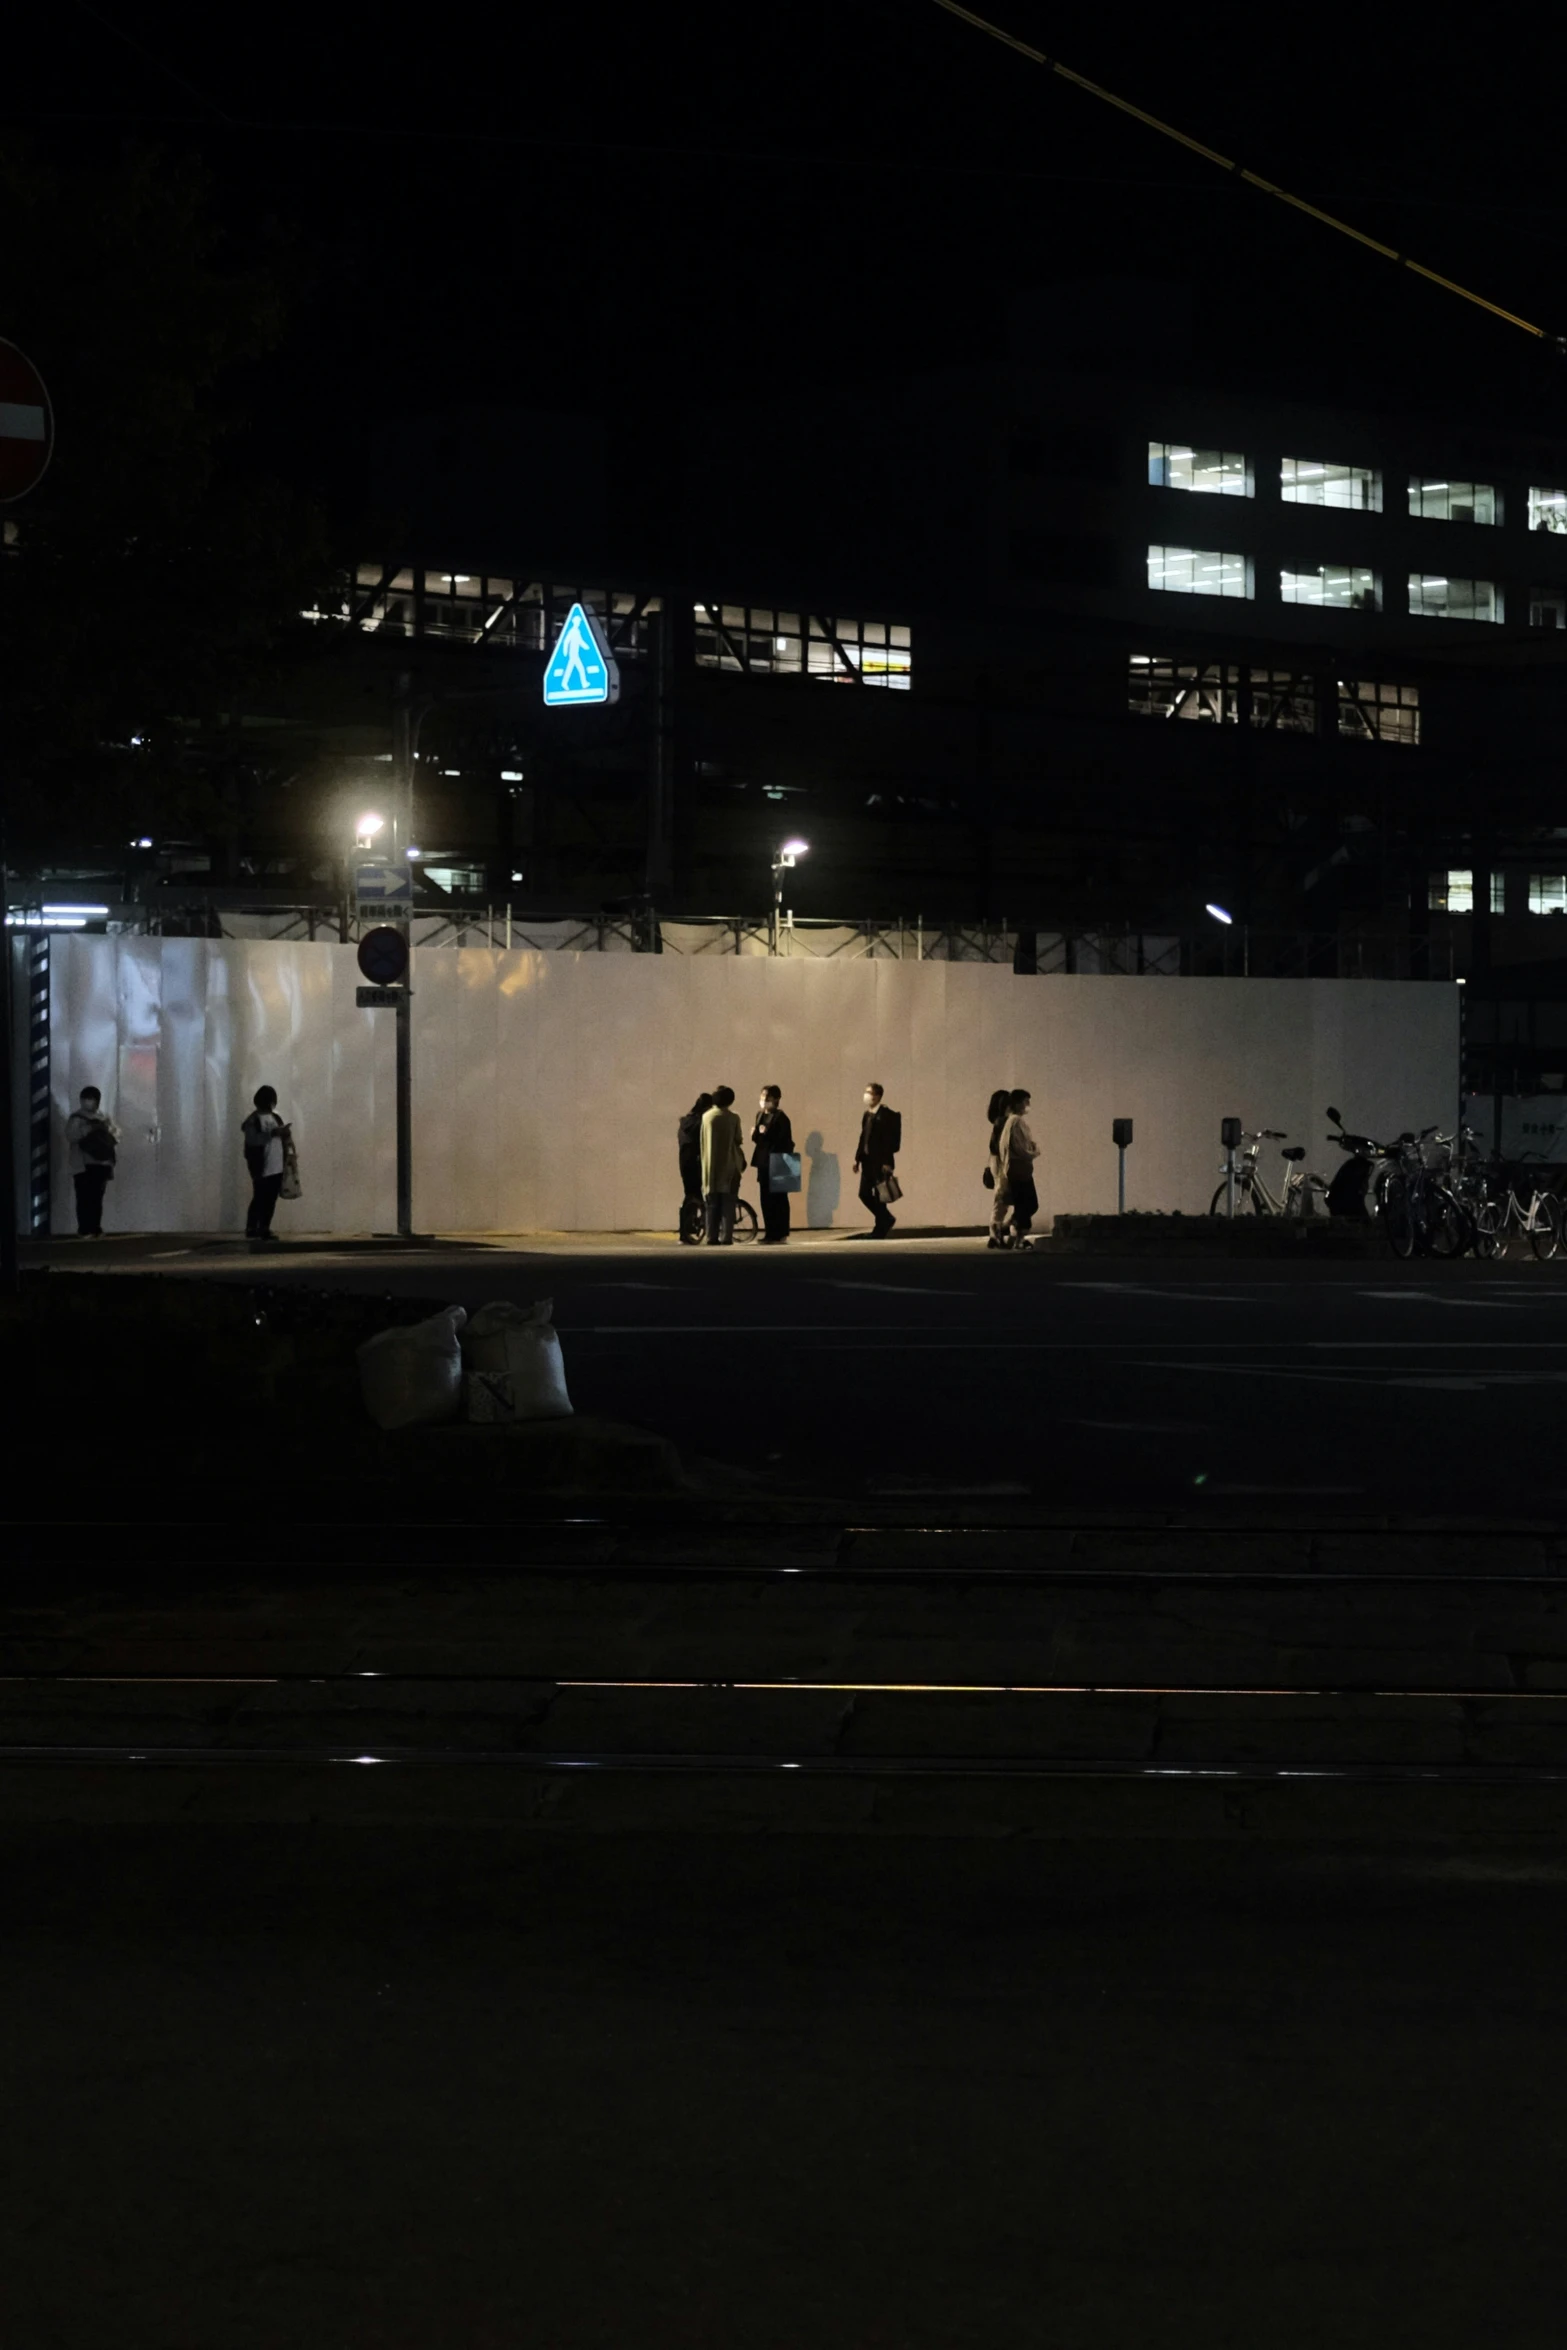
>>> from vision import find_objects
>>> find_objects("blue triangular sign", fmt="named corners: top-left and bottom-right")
top-left (543, 601), bottom-right (620, 707)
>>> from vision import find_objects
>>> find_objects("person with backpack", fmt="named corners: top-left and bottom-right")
top-left (65, 1086), bottom-right (120, 1237)
top-left (241, 1085), bottom-right (291, 1248)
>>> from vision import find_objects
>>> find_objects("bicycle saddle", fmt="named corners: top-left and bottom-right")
top-left (1281, 1145), bottom-right (1305, 1161)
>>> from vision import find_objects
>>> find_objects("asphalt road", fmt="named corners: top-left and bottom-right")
top-left (10, 1823), bottom-right (1567, 2350)
top-left (69, 1231), bottom-right (1567, 1521)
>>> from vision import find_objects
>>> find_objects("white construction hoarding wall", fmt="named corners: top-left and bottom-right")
top-left (49, 937), bottom-right (1458, 1234)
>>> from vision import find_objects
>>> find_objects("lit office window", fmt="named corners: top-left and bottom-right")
top-left (312, 568), bottom-right (659, 656)
top-left (1429, 870), bottom-right (1502, 914)
top-left (694, 606), bottom-right (911, 689)
top-left (1128, 656), bottom-right (1243, 722)
top-left (1147, 546), bottom-right (1253, 598)
top-left (1281, 459), bottom-right (1382, 511)
top-left (1147, 444), bottom-right (1252, 496)
top-left (1529, 875), bottom-right (1567, 915)
top-left (1248, 672), bottom-right (1316, 734)
top-left (1408, 575), bottom-right (1502, 622)
top-left (1529, 488), bottom-right (1567, 533)
top-left (1530, 588), bottom-right (1567, 630)
top-left (1281, 565), bottom-right (1379, 611)
top-left (1128, 658), bottom-right (1312, 730)
top-left (1338, 681), bottom-right (1420, 746)
top-left (1408, 479), bottom-right (1500, 525)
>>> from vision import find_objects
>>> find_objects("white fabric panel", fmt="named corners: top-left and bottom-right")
top-left (113, 940), bottom-right (164, 1231)
top-left (284, 946), bottom-right (335, 1239)
top-left (494, 949), bottom-right (543, 1228)
top-left (47, 939), bottom-right (1459, 1233)
top-left (412, 949), bottom-right (459, 1232)
top-left (451, 951), bottom-right (501, 1232)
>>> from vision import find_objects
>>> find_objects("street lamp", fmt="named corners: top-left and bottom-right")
top-left (356, 812), bottom-right (385, 843)
top-left (771, 838), bottom-right (809, 955)
top-left (1205, 901), bottom-right (1233, 925)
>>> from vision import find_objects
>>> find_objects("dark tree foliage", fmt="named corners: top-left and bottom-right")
top-left (0, 137), bottom-right (326, 857)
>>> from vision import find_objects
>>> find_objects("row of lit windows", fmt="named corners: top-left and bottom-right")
top-left (311, 572), bottom-right (912, 685)
top-left (1431, 870), bottom-right (1567, 915)
top-left (693, 605), bottom-right (912, 688)
top-left (1128, 657), bottom-right (1419, 745)
top-left (1149, 445), bottom-right (1567, 533)
top-left (1147, 547), bottom-right (1566, 626)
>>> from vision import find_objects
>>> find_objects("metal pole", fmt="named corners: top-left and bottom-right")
top-left (646, 604), bottom-right (674, 903)
top-left (393, 680), bottom-right (414, 1238)
top-left (1118, 1146), bottom-right (1126, 1215)
top-left (1226, 1147), bottom-right (1236, 1219)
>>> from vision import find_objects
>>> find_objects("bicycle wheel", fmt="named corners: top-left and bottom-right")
top-left (1208, 1181), bottom-right (1261, 1216)
top-left (1382, 1173), bottom-right (1416, 1259)
top-left (1529, 1192), bottom-right (1563, 1262)
top-left (732, 1198), bottom-right (760, 1244)
top-left (1468, 1194), bottom-right (1504, 1259)
top-left (1424, 1183), bottom-right (1469, 1260)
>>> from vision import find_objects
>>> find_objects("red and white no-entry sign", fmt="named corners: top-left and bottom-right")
top-left (0, 338), bottom-right (53, 503)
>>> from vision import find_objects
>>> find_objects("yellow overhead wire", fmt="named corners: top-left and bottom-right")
top-left (929, 0), bottom-right (1552, 343)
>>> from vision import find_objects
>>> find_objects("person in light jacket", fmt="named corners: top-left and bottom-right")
top-left (700, 1085), bottom-right (747, 1246)
top-left (65, 1086), bottom-right (120, 1237)
top-left (241, 1085), bottom-right (291, 1249)
top-left (998, 1087), bottom-right (1040, 1250)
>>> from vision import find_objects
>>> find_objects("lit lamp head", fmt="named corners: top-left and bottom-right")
top-left (774, 837), bottom-right (810, 872)
top-left (356, 812), bottom-right (385, 844)
top-left (1205, 901), bottom-right (1234, 926)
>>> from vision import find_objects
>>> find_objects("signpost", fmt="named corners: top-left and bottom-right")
top-left (0, 340), bottom-right (53, 506)
top-left (1, 339), bottom-right (52, 1292)
top-left (1112, 1117), bottom-right (1133, 1213)
top-left (542, 602), bottom-right (620, 708)
top-left (1220, 1115), bottom-right (1243, 1219)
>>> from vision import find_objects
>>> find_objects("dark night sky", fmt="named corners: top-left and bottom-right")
top-left (10, 2), bottom-right (1567, 506)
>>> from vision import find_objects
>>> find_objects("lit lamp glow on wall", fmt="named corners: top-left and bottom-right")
top-left (771, 837), bottom-right (809, 955)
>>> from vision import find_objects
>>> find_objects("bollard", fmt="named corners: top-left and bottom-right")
top-left (1220, 1116), bottom-right (1243, 1220)
top-left (1112, 1118), bottom-right (1133, 1214)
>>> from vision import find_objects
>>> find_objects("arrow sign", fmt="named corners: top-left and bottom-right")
top-left (0, 339), bottom-right (53, 504)
top-left (543, 601), bottom-right (620, 707)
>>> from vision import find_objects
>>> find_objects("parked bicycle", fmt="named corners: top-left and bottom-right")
top-left (1469, 1157), bottom-right (1563, 1262)
top-left (1380, 1128), bottom-right (1468, 1260)
top-left (1208, 1128), bottom-right (1329, 1218)
top-left (678, 1195), bottom-right (760, 1245)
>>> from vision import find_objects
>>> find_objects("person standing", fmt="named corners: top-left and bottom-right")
top-left (750, 1085), bottom-right (796, 1244)
top-left (984, 1086), bottom-right (1013, 1249)
top-left (241, 1085), bottom-right (291, 1249)
top-left (700, 1084), bottom-right (747, 1246)
top-left (999, 1087), bottom-right (1040, 1250)
top-left (65, 1086), bottom-right (120, 1237)
top-left (677, 1092), bottom-right (715, 1239)
top-left (854, 1082), bottom-right (903, 1238)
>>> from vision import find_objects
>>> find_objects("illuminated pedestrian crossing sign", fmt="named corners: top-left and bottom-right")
top-left (543, 601), bottom-right (620, 708)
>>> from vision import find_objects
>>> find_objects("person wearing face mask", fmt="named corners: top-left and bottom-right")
top-left (853, 1082), bottom-right (903, 1238)
top-left (750, 1084), bottom-right (796, 1244)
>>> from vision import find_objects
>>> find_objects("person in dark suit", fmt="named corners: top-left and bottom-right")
top-left (853, 1082), bottom-right (902, 1237)
top-left (750, 1085), bottom-right (796, 1244)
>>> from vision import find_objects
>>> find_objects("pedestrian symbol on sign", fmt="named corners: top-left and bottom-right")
top-left (543, 602), bottom-right (620, 708)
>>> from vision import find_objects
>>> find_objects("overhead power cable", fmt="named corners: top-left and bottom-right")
top-left (929, 0), bottom-right (1555, 345)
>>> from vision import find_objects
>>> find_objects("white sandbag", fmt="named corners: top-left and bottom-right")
top-left (356, 1305), bottom-right (468, 1430)
top-left (461, 1298), bottom-right (573, 1422)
